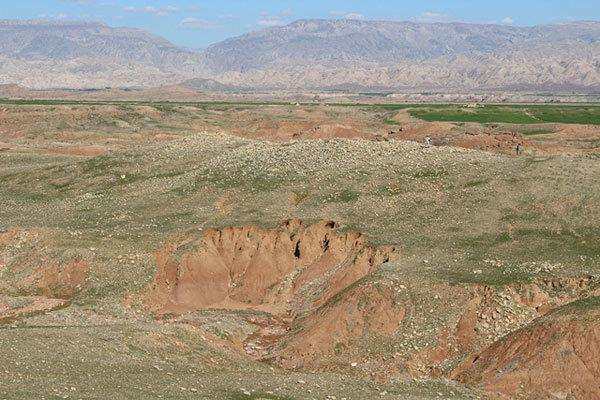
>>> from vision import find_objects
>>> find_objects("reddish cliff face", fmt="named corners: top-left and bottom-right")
top-left (144, 219), bottom-right (397, 316)
top-left (452, 298), bottom-right (600, 400)
top-left (139, 219), bottom-right (404, 370)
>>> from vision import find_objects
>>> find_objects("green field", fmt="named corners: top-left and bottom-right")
top-left (408, 104), bottom-right (600, 125)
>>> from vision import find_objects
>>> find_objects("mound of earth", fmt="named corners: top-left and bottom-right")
top-left (452, 297), bottom-right (600, 400)
top-left (144, 219), bottom-right (397, 316)
top-left (19, 259), bottom-right (88, 299)
top-left (237, 119), bottom-right (371, 141)
top-left (272, 281), bottom-right (405, 369)
top-left (138, 219), bottom-right (407, 369)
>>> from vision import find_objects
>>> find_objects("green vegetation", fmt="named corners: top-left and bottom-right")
top-left (411, 169), bottom-right (446, 179)
top-left (519, 127), bottom-right (556, 136)
top-left (566, 296), bottom-right (600, 311)
top-left (444, 265), bottom-right (536, 287)
top-left (409, 104), bottom-right (600, 125)
top-left (323, 188), bottom-right (361, 203)
top-left (450, 226), bottom-right (600, 277)
top-left (464, 178), bottom-right (489, 188)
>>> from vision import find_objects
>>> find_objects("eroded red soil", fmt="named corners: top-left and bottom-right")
top-left (144, 219), bottom-right (397, 316)
top-left (452, 299), bottom-right (600, 400)
top-left (137, 220), bottom-right (408, 370)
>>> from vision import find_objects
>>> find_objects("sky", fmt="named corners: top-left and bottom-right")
top-left (2, 0), bottom-right (599, 48)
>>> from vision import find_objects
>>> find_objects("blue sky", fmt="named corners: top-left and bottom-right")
top-left (2, 0), bottom-right (599, 48)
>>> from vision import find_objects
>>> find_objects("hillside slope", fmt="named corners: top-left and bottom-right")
top-left (453, 297), bottom-right (600, 399)
top-left (0, 102), bottom-right (600, 398)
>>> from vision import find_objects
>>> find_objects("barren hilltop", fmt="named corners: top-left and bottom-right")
top-left (0, 18), bottom-right (599, 91)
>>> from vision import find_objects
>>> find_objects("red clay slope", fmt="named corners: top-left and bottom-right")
top-left (452, 297), bottom-right (600, 400)
top-left (144, 219), bottom-right (397, 317)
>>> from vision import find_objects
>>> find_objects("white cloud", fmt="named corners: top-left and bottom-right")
top-left (280, 8), bottom-right (294, 18)
top-left (38, 12), bottom-right (71, 20)
top-left (330, 11), bottom-right (365, 20)
top-left (123, 5), bottom-right (180, 17)
top-left (218, 14), bottom-right (237, 21)
top-left (257, 9), bottom-right (293, 27)
top-left (59, 0), bottom-right (95, 4)
top-left (414, 11), bottom-right (453, 23)
top-left (179, 17), bottom-right (218, 30)
top-left (258, 16), bottom-right (284, 27)
top-left (501, 16), bottom-right (515, 25)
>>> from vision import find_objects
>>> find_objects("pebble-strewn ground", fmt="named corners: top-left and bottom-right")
top-left (0, 103), bottom-right (599, 399)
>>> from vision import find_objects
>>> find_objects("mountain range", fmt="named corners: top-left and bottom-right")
top-left (0, 19), bottom-right (599, 92)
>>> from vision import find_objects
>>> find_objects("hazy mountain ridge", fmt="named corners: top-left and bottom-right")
top-left (0, 20), bottom-right (205, 88)
top-left (201, 19), bottom-right (534, 69)
top-left (0, 19), bottom-right (598, 91)
top-left (203, 19), bottom-right (600, 91)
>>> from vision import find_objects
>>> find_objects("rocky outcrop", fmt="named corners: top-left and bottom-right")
top-left (405, 277), bottom-right (599, 379)
top-left (140, 219), bottom-right (405, 370)
top-left (139, 220), bottom-right (600, 383)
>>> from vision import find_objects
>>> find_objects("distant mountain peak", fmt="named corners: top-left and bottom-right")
top-left (198, 18), bottom-right (600, 91)
top-left (0, 18), bottom-right (598, 92)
